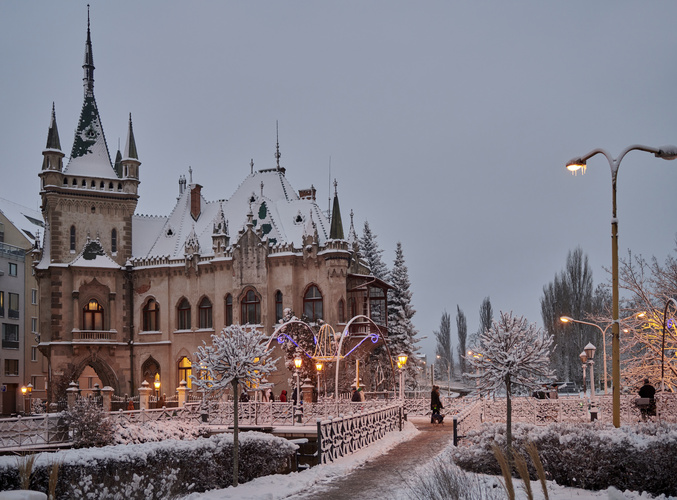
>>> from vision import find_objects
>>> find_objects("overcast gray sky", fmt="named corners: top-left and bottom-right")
top-left (2, 1), bottom-right (677, 362)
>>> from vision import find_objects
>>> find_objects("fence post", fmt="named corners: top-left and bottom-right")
top-left (177, 380), bottom-right (188, 406)
top-left (453, 416), bottom-right (458, 446)
top-left (138, 380), bottom-right (151, 410)
top-left (66, 382), bottom-right (79, 409)
top-left (316, 418), bottom-right (323, 465)
top-left (101, 386), bottom-right (114, 412)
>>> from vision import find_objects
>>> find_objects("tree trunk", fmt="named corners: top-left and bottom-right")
top-left (505, 373), bottom-right (512, 464)
top-left (232, 378), bottom-right (239, 487)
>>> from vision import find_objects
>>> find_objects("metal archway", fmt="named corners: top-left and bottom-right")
top-left (333, 315), bottom-right (397, 399)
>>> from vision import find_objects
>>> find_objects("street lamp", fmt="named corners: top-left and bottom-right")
top-left (315, 362), bottom-right (323, 399)
top-left (579, 351), bottom-right (588, 398)
top-left (154, 376), bottom-right (160, 400)
top-left (560, 314), bottom-right (643, 395)
top-left (294, 357), bottom-right (302, 406)
top-left (566, 144), bottom-right (677, 427)
top-left (21, 384), bottom-right (33, 415)
top-left (661, 298), bottom-right (677, 392)
top-left (397, 354), bottom-right (408, 400)
top-left (584, 343), bottom-right (596, 404)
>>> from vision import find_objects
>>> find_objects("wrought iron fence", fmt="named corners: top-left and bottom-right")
top-left (0, 413), bottom-right (70, 450)
top-left (317, 403), bottom-right (402, 464)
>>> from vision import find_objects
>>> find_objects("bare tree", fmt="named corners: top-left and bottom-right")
top-left (465, 311), bottom-right (554, 459)
top-left (456, 306), bottom-right (467, 376)
top-left (434, 311), bottom-right (452, 384)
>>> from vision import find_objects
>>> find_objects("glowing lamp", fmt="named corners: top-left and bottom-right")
top-left (397, 354), bottom-right (408, 366)
top-left (294, 357), bottom-right (303, 369)
top-left (316, 362), bottom-right (323, 372)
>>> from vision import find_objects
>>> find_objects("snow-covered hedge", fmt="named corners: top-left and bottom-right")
top-left (0, 431), bottom-right (297, 499)
top-left (451, 422), bottom-right (677, 497)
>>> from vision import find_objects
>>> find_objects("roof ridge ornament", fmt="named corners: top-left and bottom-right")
top-left (275, 121), bottom-right (281, 170)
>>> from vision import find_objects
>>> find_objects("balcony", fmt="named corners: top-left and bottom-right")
top-left (72, 330), bottom-right (117, 341)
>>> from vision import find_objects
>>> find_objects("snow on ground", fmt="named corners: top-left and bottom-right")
top-left (181, 422), bottom-right (659, 500)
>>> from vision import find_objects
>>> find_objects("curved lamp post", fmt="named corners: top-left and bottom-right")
top-left (566, 144), bottom-right (677, 427)
top-left (662, 298), bottom-right (677, 392)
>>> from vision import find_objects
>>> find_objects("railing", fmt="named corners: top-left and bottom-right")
top-left (72, 330), bottom-right (117, 341)
top-left (0, 413), bottom-right (70, 450)
top-left (317, 403), bottom-right (402, 464)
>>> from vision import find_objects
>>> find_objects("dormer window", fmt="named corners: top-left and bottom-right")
top-left (111, 228), bottom-right (117, 254)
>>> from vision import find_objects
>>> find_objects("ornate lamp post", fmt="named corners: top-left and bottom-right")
top-left (579, 351), bottom-right (588, 399)
top-left (584, 343), bottom-right (596, 404)
top-left (566, 144), bottom-right (677, 427)
top-left (294, 357), bottom-right (302, 405)
top-left (315, 362), bottom-right (323, 399)
top-left (397, 354), bottom-right (408, 400)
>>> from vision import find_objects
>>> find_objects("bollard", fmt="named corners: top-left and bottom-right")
top-left (453, 416), bottom-right (459, 446)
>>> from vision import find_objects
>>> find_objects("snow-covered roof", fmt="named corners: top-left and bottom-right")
top-left (0, 197), bottom-right (44, 244)
top-left (70, 238), bottom-right (121, 269)
top-left (132, 169), bottom-right (332, 260)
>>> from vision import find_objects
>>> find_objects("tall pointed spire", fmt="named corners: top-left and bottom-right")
top-left (329, 179), bottom-right (344, 240)
top-left (83, 4), bottom-right (95, 97)
top-left (123, 113), bottom-right (138, 160)
top-left (66, 6), bottom-right (115, 177)
top-left (45, 103), bottom-right (62, 151)
top-left (275, 120), bottom-right (281, 170)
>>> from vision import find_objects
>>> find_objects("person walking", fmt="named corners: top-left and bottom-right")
top-left (351, 387), bottom-right (361, 402)
top-left (280, 390), bottom-right (287, 402)
top-left (638, 378), bottom-right (656, 420)
top-left (430, 385), bottom-right (444, 424)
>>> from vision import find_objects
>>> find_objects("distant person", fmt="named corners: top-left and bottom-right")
top-left (292, 387), bottom-right (298, 405)
top-left (127, 399), bottom-right (135, 411)
top-left (239, 389), bottom-right (250, 403)
top-left (638, 379), bottom-right (656, 399)
top-left (431, 385), bottom-right (444, 424)
top-left (351, 387), bottom-right (361, 402)
top-left (280, 390), bottom-right (287, 402)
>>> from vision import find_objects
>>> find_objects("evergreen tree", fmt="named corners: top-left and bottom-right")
top-left (387, 242), bottom-right (419, 381)
top-left (456, 306), bottom-right (467, 376)
top-left (359, 220), bottom-right (389, 280)
top-left (470, 296), bottom-right (493, 347)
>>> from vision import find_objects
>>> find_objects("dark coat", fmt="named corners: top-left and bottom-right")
top-left (430, 389), bottom-right (443, 412)
top-left (639, 383), bottom-right (656, 399)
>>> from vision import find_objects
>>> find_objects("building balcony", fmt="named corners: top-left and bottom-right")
top-left (72, 329), bottom-right (118, 341)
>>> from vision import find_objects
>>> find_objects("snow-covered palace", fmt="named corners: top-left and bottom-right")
top-left (34, 15), bottom-right (390, 402)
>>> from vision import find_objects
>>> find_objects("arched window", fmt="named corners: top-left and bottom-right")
top-left (72, 178), bottom-right (77, 186)
top-left (225, 294), bottom-right (233, 326)
top-left (83, 299), bottom-right (104, 330)
top-left (275, 291), bottom-right (283, 322)
top-left (241, 290), bottom-right (261, 325)
top-left (178, 298), bottom-right (191, 330)
top-left (304, 285), bottom-right (323, 322)
top-left (111, 228), bottom-right (117, 254)
top-left (63, 178), bottom-right (68, 185)
top-left (143, 298), bottom-right (159, 331)
top-left (199, 297), bottom-right (213, 329)
top-left (70, 226), bottom-right (76, 252)
top-left (338, 299), bottom-right (345, 323)
top-left (178, 356), bottom-right (192, 389)
top-left (349, 297), bottom-right (357, 318)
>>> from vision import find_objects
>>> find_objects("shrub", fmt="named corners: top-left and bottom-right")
top-left (64, 398), bottom-right (115, 448)
top-left (450, 422), bottom-right (677, 497)
top-left (0, 431), bottom-right (297, 499)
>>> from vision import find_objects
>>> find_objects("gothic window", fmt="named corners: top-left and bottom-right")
top-left (63, 178), bottom-right (68, 185)
top-left (99, 181), bottom-right (104, 189)
top-left (199, 297), bottom-right (213, 329)
top-left (109, 182), bottom-right (113, 190)
top-left (70, 226), bottom-right (76, 252)
top-left (111, 228), bottom-right (117, 254)
top-left (349, 297), bottom-right (357, 318)
top-left (178, 357), bottom-right (192, 389)
top-left (91, 180), bottom-right (96, 188)
top-left (369, 287), bottom-right (386, 325)
top-left (178, 298), bottom-right (191, 330)
top-left (142, 298), bottom-right (159, 331)
top-left (275, 291), bottom-right (283, 322)
top-left (82, 180), bottom-right (86, 187)
top-left (338, 299), bottom-right (345, 323)
top-left (83, 299), bottom-right (104, 330)
top-left (303, 285), bottom-right (323, 322)
top-left (240, 290), bottom-right (261, 325)
top-left (73, 179), bottom-right (77, 186)
top-left (117, 183), bottom-right (122, 191)
top-left (225, 294), bottom-right (233, 326)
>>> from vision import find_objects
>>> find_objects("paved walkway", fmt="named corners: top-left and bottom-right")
top-left (295, 416), bottom-right (454, 500)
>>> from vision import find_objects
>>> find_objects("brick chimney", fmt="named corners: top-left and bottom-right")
top-left (191, 184), bottom-right (202, 220)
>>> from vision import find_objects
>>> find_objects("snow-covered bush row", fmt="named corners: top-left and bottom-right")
top-left (451, 422), bottom-right (677, 497)
top-left (0, 431), bottom-right (297, 499)
top-left (112, 418), bottom-right (209, 445)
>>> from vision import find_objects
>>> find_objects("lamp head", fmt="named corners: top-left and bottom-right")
top-left (566, 158), bottom-right (587, 174)
top-left (26, 383), bottom-right (33, 393)
top-left (579, 351), bottom-right (588, 364)
top-left (294, 357), bottom-right (303, 369)
top-left (154, 380), bottom-right (161, 390)
top-left (655, 146), bottom-right (677, 160)
top-left (584, 342), bottom-right (596, 360)
top-left (397, 353), bottom-right (408, 366)
top-left (316, 362), bottom-right (323, 372)
top-left (560, 316), bottom-right (573, 323)
top-left (21, 386), bottom-right (27, 395)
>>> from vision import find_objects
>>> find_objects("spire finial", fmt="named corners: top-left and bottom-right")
top-left (275, 120), bottom-right (281, 170)
top-left (250, 158), bottom-right (254, 174)
top-left (189, 166), bottom-right (193, 184)
top-left (83, 5), bottom-right (95, 96)
top-left (334, 178), bottom-right (338, 196)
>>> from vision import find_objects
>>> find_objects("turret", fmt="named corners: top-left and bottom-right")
top-left (41, 103), bottom-right (64, 172)
top-left (329, 179), bottom-right (344, 240)
top-left (121, 113), bottom-right (140, 180)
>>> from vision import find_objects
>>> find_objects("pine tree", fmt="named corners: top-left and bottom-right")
top-left (387, 242), bottom-right (419, 379)
top-left (359, 220), bottom-right (389, 280)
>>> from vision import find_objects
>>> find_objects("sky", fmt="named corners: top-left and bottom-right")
top-left (2, 1), bottom-right (677, 364)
